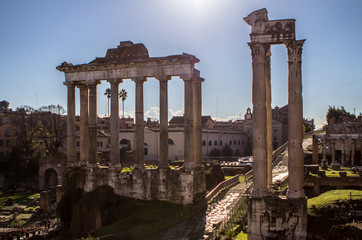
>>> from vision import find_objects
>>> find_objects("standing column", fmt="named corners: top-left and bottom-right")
top-left (312, 135), bottom-right (319, 164)
top-left (265, 46), bottom-right (272, 188)
top-left (64, 82), bottom-right (76, 165)
top-left (332, 141), bottom-right (336, 165)
top-left (249, 43), bottom-right (269, 198)
top-left (193, 78), bottom-right (203, 168)
top-left (108, 79), bottom-right (122, 168)
top-left (351, 140), bottom-right (356, 166)
top-left (79, 84), bottom-right (89, 165)
top-left (341, 139), bottom-right (346, 166)
top-left (322, 139), bottom-right (327, 160)
top-left (88, 81), bottom-right (99, 166)
top-left (158, 76), bottom-right (171, 169)
top-left (133, 77), bottom-right (146, 169)
top-left (183, 77), bottom-right (194, 170)
top-left (286, 40), bottom-right (305, 199)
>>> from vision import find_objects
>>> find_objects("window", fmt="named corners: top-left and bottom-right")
top-left (144, 147), bottom-right (148, 155)
top-left (168, 138), bottom-right (175, 145)
top-left (273, 137), bottom-right (277, 141)
top-left (4, 128), bottom-right (10, 136)
top-left (120, 139), bottom-right (128, 144)
top-left (229, 140), bottom-right (232, 145)
top-left (238, 140), bottom-right (241, 145)
top-left (219, 140), bottom-right (223, 146)
top-left (242, 140), bottom-right (244, 145)
top-left (97, 141), bottom-right (103, 147)
top-left (233, 140), bottom-right (236, 145)
top-left (76, 141), bottom-right (80, 147)
top-left (208, 140), bottom-right (212, 146)
top-left (274, 129), bottom-right (278, 133)
top-left (202, 140), bottom-right (206, 146)
top-left (214, 140), bottom-right (218, 146)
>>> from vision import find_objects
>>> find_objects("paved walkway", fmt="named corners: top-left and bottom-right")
top-left (162, 181), bottom-right (249, 240)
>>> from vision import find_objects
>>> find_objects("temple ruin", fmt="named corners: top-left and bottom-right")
top-left (244, 9), bottom-right (307, 239)
top-left (55, 41), bottom-right (206, 205)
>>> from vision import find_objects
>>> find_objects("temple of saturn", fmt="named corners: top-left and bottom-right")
top-left (244, 9), bottom-right (307, 239)
top-left (56, 41), bottom-right (206, 205)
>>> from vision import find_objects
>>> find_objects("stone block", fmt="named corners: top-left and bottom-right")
top-left (339, 171), bottom-right (347, 177)
top-left (331, 163), bottom-right (341, 170)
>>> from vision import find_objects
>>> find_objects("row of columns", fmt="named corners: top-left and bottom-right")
top-left (313, 137), bottom-right (361, 166)
top-left (64, 76), bottom-right (203, 170)
top-left (249, 40), bottom-right (305, 199)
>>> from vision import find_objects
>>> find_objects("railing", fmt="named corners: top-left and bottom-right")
top-left (205, 175), bottom-right (240, 203)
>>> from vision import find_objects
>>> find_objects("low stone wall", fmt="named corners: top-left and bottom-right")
top-left (304, 176), bottom-right (362, 196)
top-left (82, 167), bottom-right (206, 205)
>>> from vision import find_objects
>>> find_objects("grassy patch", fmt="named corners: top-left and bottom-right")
top-left (234, 231), bottom-right (247, 240)
top-left (0, 190), bottom-right (40, 207)
top-left (225, 175), bottom-right (246, 183)
top-left (309, 166), bottom-right (359, 178)
top-left (308, 189), bottom-right (362, 215)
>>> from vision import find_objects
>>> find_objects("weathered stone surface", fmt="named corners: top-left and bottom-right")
top-left (39, 191), bottom-right (49, 211)
top-left (248, 197), bottom-right (307, 240)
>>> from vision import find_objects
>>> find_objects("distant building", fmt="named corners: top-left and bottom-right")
top-left (0, 114), bottom-right (16, 159)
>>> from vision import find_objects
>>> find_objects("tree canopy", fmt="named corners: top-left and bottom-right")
top-left (326, 106), bottom-right (355, 124)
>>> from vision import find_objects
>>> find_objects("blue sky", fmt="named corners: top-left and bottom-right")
top-left (1, 0), bottom-right (362, 128)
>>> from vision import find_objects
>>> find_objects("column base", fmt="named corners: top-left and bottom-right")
top-left (287, 189), bottom-right (305, 199)
top-left (158, 164), bottom-right (170, 170)
top-left (251, 188), bottom-right (270, 198)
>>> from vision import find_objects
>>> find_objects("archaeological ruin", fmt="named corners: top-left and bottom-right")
top-left (54, 41), bottom-right (206, 205)
top-left (244, 9), bottom-right (307, 239)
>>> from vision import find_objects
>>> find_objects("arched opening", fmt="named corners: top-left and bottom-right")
top-left (45, 168), bottom-right (58, 189)
top-left (168, 138), bottom-right (175, 145)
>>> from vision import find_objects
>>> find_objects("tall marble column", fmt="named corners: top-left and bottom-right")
top-left (64, 82), bottom-right (76, 165)
top-left (332, 141), bottom-right (336, 164)
top-left (88, 81), bottom-right (99, 166)
top-left (79, 84), bottom-right (89, 165)
top-left (322, 139), bottom-right (327, 160)
top-left (108, 79), bottom-right (122, 168)
top-left (183, 77), bottom-right (194, 170)
top-left (249, 43), bottom-right (270, 198)
top-left (193, 78), bottom-right (203, 168)
top-left (341, 139), bottom-right (346, 166)
top-left (133, 77), bottom-right (146, 169)
top-left (286, 40), bottom-right (305, 199)
top-left (265, 46), bottom-right (272, 188)
top-left (158, 76), bottom-right (171, 169)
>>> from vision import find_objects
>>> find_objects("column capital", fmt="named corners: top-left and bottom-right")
top-left (248, 42), bottom-right (271, 63)
top-left (86, 80), bottom-right (101, 86)
top-left (285, 40), bottom-right (305, 62)
top-left (132, 76), bottom-right (147, 83)
top-left (156, 75), bottom-right (172, 82)
top-left (63, 81), bottom-right (77, 86)
top-left (107, 78), bottom-right (123, 84)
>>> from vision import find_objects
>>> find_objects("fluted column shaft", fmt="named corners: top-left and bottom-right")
top-left (109, 79), bottom-right (121, 167)
top-left (159, 76), bottom-right (171, 169)
top-left (79, 84), bottom-right (89, 165)
top-left (65, 82), bottom-right (76, 165)
top-left (193, 78), bottom-right (203, 167)
top-left (249, 43), bottom-right (269, 198)
top-left (286, 40), bottom-right (305, 199)
top-left (134, 77), bottom-right (146, 169)
top-left (88, 81), bottom-right (98, 165)
top-left (183, 78), bottom-right (194, 170)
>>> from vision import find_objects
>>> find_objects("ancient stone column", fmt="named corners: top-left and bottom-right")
top-left (249, 43), bottom-right (270, 198)
top-left (322, 139), bottom-right (327, 160)
top-left (158, 76), bottom-right (171, 169)
top-left (193, 78), bottom-right (203, 168)
top-left (133, 77), bottom-right (146, 169)
top-left (183, 77), bottom-right (194, 170)
top-left (79, 84), bottom-right (89, 165)
top-left (351, 140), bottom-right (356, 166)
top-left (108, 79), bottom-right (122, 168)
top-left (265, 46), bottom-right (272, 188)
top-left (332, 141), bottom-right (336, 164)
top-left (64, 82), bottom-right (76, 165)
top-left (312, 135), bottom-right (319, 164)
top-left (341, 139), bottom-right (346, 166)
top-left (286, 40), bottom-right (305, 199)
top-left (88, 81), bottom-right (99, 166)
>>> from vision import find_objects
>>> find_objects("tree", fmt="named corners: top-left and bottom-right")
top-left (0, 100), bottom-right (10, 113)
top-left (208, 147), bottom-right (221, 157)
top-left (37, 105), bottom-right (67, 157)
top-left (326, 106), bottom-right (356, 124)
top-left (104, 88), bottom-right (111, 116)
top-left (119, 88), bottom-right (128, 119)
top-left (222, 144), bottom-right (234, 157)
